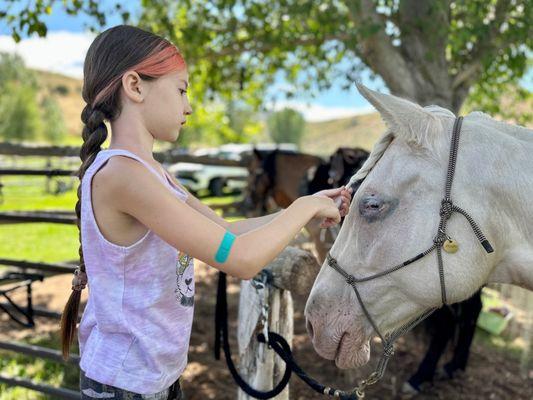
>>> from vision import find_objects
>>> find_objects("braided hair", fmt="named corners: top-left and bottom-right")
top-left (60, 24), bottom-right (187, 360)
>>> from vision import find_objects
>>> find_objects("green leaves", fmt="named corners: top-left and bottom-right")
top-left (267, 108), bottom-right (305, 147)
top-left (0, 52), bottom-right (67, 143)
top-left (0, 0), bottom-right (530, 124)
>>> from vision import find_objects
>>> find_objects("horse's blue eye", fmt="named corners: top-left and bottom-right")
top-left (358, 194), bottom-right (399, 222)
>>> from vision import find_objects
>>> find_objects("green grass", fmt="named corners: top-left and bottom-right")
top-left (0, 223), bottom-right (79, 263)
top-left (0, 176), bottom-right (77, 211)
top-left (0, 176), bottom-right (79, 263)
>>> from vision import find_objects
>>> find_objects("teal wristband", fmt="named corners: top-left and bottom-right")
top-left (215, 231), bottom-right (236, 263)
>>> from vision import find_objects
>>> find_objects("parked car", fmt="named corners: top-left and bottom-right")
top-left (167, 143), bottom-right (298, 196)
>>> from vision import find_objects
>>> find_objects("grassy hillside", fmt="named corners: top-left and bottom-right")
top-left (302, 112), bottom-right (385, 156)
top-left (32, 69), bottom-right (85, 146)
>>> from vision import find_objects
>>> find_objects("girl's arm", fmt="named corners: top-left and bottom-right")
top-left (227, 210), bottom-right (283, 235)
top-left (107, 157), bottom-right (340, 280)
top-left (165, 168), bottom-right (350, 235)
top-left (181, 182), bottom-right (283, 234)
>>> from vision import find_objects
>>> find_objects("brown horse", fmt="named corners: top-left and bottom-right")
top-left (243, 149), bottom-right (322, 215)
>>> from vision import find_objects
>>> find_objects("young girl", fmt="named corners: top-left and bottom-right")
top-left (60, 24), bottom-right (352, 400)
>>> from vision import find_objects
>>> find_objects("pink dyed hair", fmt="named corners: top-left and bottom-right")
top-left (91, 41), bottom-right (187, 108)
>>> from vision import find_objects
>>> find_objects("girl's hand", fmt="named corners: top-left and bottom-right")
top-left (311, 185), bottom-right (353, 228)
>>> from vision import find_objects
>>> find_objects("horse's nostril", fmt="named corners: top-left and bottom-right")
top-left (306, 319), bottom-right (314, 340)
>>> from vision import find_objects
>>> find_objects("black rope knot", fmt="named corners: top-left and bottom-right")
top-left (383, 345), bottom-right (394, 358)
top-left (439, 198), bottom-right (453, 218)
top-left (346, 275), bottom-right (356, 285)
top-left (433, 231), bottom-right (447, 246)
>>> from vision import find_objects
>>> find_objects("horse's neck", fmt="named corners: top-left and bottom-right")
top-left (489, 248), bottom-right (533, 290)
top-left (472, 119), bottom-right (533, 290)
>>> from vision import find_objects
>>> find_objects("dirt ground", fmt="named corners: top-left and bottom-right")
top-left (1, 260), bottom-right (531, 400)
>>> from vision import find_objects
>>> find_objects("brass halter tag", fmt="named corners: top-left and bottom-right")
top-left (443, 239), bottom-right (459, 253)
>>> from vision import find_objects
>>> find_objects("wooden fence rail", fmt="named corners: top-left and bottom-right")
top-left (0, 142), bottom-right (248, 167)
top-left (0, 258), bottom-right (77, 275)
top-left (0, 341), bottom-right (80, 398)
top-left (0, 168), bottom-right (76, 176)
top-left (0, 211), bottom-right (77, 224)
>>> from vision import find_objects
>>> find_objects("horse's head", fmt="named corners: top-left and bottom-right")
top-left (243, 148), bottom-right (274, 216)
top-left (305, 84), bottom-right (497, 369)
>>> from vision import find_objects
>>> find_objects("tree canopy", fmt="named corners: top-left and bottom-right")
top-left (2, 0), bottom-right (531, 122)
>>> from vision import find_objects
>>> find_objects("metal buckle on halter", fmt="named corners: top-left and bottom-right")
top-left (354, 371), bottom-right (380, 398)
top-left (252, 271), bottom-right (271, 346)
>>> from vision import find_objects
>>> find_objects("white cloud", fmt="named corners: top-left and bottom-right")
top-left (0, 31), bottom-right (95, 78)
top-left (266, 100), bottom-right (374, 122)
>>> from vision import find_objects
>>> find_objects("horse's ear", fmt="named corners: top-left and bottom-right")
top-left (355, 82), bottom-right (449, 148)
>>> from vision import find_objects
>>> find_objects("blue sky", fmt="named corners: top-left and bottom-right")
top-left (0, 0), bottom-right (530, 121)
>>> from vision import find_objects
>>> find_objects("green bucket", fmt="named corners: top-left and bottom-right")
top-left (477, 308), bottom-right (513, 336)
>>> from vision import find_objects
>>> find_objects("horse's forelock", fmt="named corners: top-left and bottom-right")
top-left (347, 131), bottom-right (394, 188)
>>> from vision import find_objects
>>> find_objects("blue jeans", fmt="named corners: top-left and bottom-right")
top-left (80, 369), bottom-right (184, 400)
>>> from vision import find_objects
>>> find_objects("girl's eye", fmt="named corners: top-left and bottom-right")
top-left (179, 89), bottom-right (187, 95)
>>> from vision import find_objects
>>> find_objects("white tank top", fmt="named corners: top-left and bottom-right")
top-left (78, 149), bottom-right (195, 394)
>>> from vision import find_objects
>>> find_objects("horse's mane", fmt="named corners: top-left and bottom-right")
top-left (262, 150), bottom-right (280, 186)
top-left (347, 131), bottom-right (394, 188)
top-left (468, 112), bottom-right (533, 142)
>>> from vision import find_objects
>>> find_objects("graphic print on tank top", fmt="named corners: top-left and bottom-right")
top-left (175, 252), bottom-right (194, 307)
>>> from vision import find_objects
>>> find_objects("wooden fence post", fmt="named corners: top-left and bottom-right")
top-left (237, 247), bottom-right (320, 400)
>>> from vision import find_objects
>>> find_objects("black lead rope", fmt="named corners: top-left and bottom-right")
top-left (215, 271), bottom-right (361, 399)
top-left (214, 272), bottom-right (292, 399)
top-left (257, 333), bottom-right (360, 400)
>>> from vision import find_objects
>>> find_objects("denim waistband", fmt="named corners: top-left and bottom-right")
top-left (80, 368), bottom-right (183, 400)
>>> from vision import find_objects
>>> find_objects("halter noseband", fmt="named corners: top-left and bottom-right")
top-left (325, 116), bottom-right (494, 398)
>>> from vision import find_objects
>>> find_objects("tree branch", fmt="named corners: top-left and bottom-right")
top-left (343, 0), bottom-right (417, 98)
top-left (202, 33), bottom-right (351, 62)
top-left (397, 0), bottom-right (451, 92)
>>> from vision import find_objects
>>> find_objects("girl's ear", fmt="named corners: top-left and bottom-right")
top-left (121, 70), bottom-right (144, 103)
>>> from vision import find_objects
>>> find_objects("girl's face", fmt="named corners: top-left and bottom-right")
top-left (141, 69), bottom-right (192, 142)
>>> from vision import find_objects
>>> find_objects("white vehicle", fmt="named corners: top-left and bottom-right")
top-left (167, 143), bottom-right (298, 196)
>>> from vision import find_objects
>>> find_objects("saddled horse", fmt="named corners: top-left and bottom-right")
top-left (242, 148), bottom-right (317, 215)
top-left (243, 147), bottom-right (368, 263)
top-left (305, 83), bottom-right (532, 383)
top-left (242, 149), bottom-right (333, 261)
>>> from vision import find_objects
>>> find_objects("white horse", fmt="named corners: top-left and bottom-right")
top-left (304, 83), bottom-right (533, 371)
